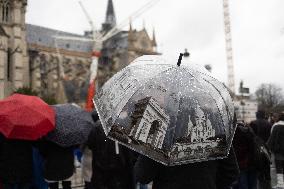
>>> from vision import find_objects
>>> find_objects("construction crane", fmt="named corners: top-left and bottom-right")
top-left (80, 0), bottom-right (160, 111)
top-left (53, 0), bottom-right (160, 110)
top-left (223, 0), bottom-right (235, 94)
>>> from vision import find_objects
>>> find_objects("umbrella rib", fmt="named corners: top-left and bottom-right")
top-left (197, 71), bottom-right (232, 114)
top-left (182, 67), bottom-right (228, 133)
top-left (196, 77), bottom-right (236, 150)
top-left (202, 79), bottom-right (232, 117)
top-left (183, 66), bottom-right (232, 117)
top-left (199, 77), bottom-right (234, 140)
top-left (165, 67), bottom-right (184, 149)
top-left (130, 63), bottom-right (176, 68)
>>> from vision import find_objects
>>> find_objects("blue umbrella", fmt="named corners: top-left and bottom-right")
top-left (46, 104), bottom-right (95, 147)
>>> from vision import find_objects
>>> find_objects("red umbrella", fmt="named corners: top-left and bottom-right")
top-left (0, 94), bottom-right (55, 140)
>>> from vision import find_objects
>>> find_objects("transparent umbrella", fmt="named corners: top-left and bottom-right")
top-left (94, 55), bottom-right (235, 166)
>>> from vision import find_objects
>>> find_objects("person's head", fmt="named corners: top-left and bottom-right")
top-left (256, 110), bottom-right (266, 119)
top-left (278, 113), bottom-right (284, 122)
top-left (271, 113), bottom-right (279, 123)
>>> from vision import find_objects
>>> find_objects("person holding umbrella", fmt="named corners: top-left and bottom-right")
top-left (38, 140), bottom-right (75, 189)
top-left (40, 104), bottom-right (95, 189)
top-left (87, 118), bottom-right (136, 189)
top-left (134, 147), bottom-right (239, 189)
top-left (93, 55), bottom-right (239, 189)
top-left (31, 147), bottom-right (48, 189)
top-left (0, 94), bottom-right (56, 189)
top-left (0, 133), bottom-right (33, 189)
top-left (81, 111), bottom-right (100, 189)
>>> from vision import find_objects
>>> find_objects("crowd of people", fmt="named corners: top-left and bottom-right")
top-left (0, 109), bottom-right (284, 189)
top-left (0, 133), bottom-right (76, 189)
top-left (233, 111), bottom-right (284, 189)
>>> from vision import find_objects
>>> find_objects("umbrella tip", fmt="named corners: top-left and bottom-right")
top-left (177, 53), bottom-right (183, 67)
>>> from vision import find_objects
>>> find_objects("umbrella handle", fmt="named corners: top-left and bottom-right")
top-left (177, 53), bottom-right (184, 67)
top-left (115, 141), bottom-right (120, 154)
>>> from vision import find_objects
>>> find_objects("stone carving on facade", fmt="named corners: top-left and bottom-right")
top-left (29, 50), bottom-right (91, 104)
top-left (0, 39), bottom-right (7, 51)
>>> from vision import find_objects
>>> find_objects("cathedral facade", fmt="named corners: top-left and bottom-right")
top-left (0, 0), bottom-right (29, 99)
top-left (0, 0), bottom-right (159, 106)
top-left (26, 24), bottom-right (93, 104)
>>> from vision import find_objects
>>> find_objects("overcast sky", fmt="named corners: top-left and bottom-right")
top-left (26, 0), bottom-right (284, 93)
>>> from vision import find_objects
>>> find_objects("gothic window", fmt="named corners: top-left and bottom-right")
top-left (40, 61), bottom-right (47, 75)
top-left (0, 1), bottom-right (3, 22)
top-left (0, 0), bottom-right (11, 23)
top-left (39, 55), bottom-right (48, 83)
top-left (7, 48), bottom-right (11, 81)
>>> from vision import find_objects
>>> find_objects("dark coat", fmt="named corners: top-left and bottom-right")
top-left (267, 121), bottom-right (284, 155)
top-left (134, 148), bottom-right (239, 189)
top-left (233, 124), bottom-right (255, 170)
top-left (38, 141), bottom-right (74, 181)
top-left (0, 135), bottom-right (33, 183)
top-left (250, 119), bottom-right (271, 142)
top-left (87, 121), bottom-right (136, 189)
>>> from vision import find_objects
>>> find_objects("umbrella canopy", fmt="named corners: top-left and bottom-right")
top-left (94, 55), bottom-right (235, 166)
top-left (0, 94), bottom-right (55, 140)
top-left (46, 104), bottom-right (95, 147)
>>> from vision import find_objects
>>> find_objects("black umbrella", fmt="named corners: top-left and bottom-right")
top-left (46, 104), bottom-right (95, 147)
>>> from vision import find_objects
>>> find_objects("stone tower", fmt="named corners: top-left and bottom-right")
top-left (0, 0), bottom-right (29, 99)
top-left (96, 0), bottom-right (160, 88)
top-left (102, 0), bottom-right (116, 33)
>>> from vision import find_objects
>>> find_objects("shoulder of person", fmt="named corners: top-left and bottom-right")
top-left (271, 121), bottom-right (284, 131)
top-left (275, 121), bottom-right (284, 126)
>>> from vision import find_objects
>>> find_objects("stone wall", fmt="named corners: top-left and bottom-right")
top-left (28, 46), bottom-right (91, 104)
top-left (0, 0), bottom-right (28, 99)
